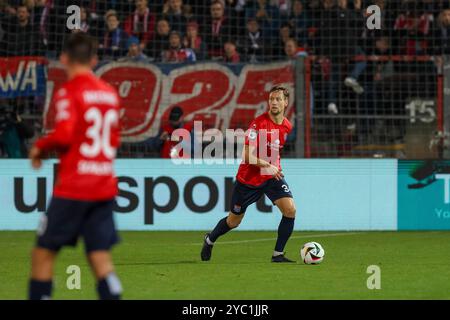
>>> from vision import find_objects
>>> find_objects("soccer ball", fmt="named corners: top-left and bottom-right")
top-left (300, 242), bottom-right (325, 264)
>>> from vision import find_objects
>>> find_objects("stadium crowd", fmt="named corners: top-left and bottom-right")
top-left (1, 0), bottom-right (449, 63)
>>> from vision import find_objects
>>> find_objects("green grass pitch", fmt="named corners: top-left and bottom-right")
top-left (0, 231), bottom-right (449, 299)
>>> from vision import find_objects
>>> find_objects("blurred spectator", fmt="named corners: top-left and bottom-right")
top-left (284, 38), bottom-right (306, 59)
top-left (0, 102), bottom-right (34, 158)
top-left (162, 31), bottom-right (196, 62)
top-left (315, 0), bottom-right (362, 114)
top-left (183, 21), bottom-right (208, 61)
top-left (162, 0), bottom-right (188, 34)
top-left (145, 106), bottom-right (194, 158)
top-left (241, 18), bottom-right (265, 62)
top-left (99, 10), bottom-right (129, 60)
top-left (119, 36), bottom-right (150, 62)
top-left (272, 22), bottom-right (292, 59)
top-left (394, 2), bottom-right (434, 55)
top-left (245, 0), bottom-right (280, 41)
top-left (1, 4), bottom-right (41, 56)
top-left (288, 0), bottom-right (309, 46)
top-left (371, 37), bottom-right (394, 81)
top-left (223, 40), bottom-right (240, 62)
top-left (78, 7), bottom-right (92, 34)
top-left (145, 19), bottom-right (171, 61)
top-left (272, 0), bottom-right (292, 17)
top-left (31, 0), bottom-right (51, 53)
top-left (0, 1), bottom-right (17, 17)
top-left (358, 36), bottom-right (394, 136)
top-left (433, 8), bottom-right (450, 55)
top-left (123, 0), bottom-right (156, 49)
top-left (224, 0), bottom-right (246, 35)
top-left (204, 0), bottom-right (233, 59)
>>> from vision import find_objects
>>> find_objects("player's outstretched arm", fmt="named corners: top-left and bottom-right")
top-left (30, 95), bottom-right (78, 169)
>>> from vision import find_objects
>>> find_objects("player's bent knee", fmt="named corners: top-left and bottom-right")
top-left (283, 207), bottom-right (296, 218)
top-left (227, 213), bottom-right (244, 228)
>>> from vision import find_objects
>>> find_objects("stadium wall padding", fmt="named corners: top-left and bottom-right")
top-left (0, 159), bottom-right (405, 231)
top-left (3, 159), bottom-right (450, 230)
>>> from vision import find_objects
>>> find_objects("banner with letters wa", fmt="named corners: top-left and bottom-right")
top-left (0, 56), bottom-right (47, 98)
top-left (44, 61), bottom-right (296, 142)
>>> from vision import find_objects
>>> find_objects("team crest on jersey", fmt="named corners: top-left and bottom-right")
top-left (248, 129), bottom-right (257, 141)
top-left (57, 88), bottom-right (67, 97)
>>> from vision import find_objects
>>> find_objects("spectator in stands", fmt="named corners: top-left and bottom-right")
top-left (183, 21), bottom-right (208, 61)
top-left (224, 0), bottom-right (246, 36)
top-left (358, 35), bottom-right (394, 138)
top-left (2, 4), bottom-right (41, 56)
top-left (273, 0), bottom-right (292, 17)
top-left (184, 3), bottom-right (195, 20)
top-left (245, 0), bottom-right (280, 41)
top-left (433, 8), bottom-right (450, 55)
top-left (242, 18), bottom-right (265, 62)
top-left (146, 106), bottom-right (193, 159)
top-left (119, 36), bottom-right (150, 62)
top-left (0, 102), bottom-right (34, 158)
top-left (223, 40), bottom-right (240, 62)
top-left (30, 0), bottom-right (52, 55)
top-left (272, 22), bottom-right (292, 59)
top-left (78, 7), bottom-right (92, 34)
top-left (162, 31), bottom-right (196, 62)
top-left (0, 1), bottom-right (16, 17)
top-left (124, 0), bottom-right (156, 50)
top-left (204, 0), bottom-right (233, 59)
top-left (99, 10), bottom-right (129, 60)
top-left (393, 1), bottom-right (434, 56)
top-left (145, 19), bottom-right (171, 61)
top-left (371, 36), bottom-right (394, 81)
top-left (284, 38), bottom-right (306, 59)
top-left (162, 0), bottom-right (188, 34)
top-left (316, 0), bottom-right (362, 114)
top-left (288, 0), bottom-right (309, 46)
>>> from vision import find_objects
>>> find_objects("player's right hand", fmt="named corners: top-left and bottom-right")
top-left (29, 146), bottom-right (43, 170)
top-left (267, 164), bottom-right (284, 181)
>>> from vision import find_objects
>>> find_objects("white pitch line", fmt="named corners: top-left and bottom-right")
top-left (187, 232), bottom-right (364, 246)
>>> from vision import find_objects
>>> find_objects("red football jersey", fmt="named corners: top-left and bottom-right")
top-left (35, 72), bottom-right (121, 201)
top-left (236, 112), bottom-right (292, 186)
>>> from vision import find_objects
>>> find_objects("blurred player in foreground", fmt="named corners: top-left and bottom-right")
top-left (28, 33), bottom-right (122, 300)
top-left (201, 86), bottom-right (297, 262)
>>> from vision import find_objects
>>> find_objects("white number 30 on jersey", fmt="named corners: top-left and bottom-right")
top-left (80, 107), bottom-right (118, 159)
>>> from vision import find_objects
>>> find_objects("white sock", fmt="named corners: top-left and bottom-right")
top-left (206, 237), bottom-right (214, 245)
top-left (273, 251), bottom-right (284, 257)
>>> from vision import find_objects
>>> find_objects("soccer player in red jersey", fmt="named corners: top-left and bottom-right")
top-left (201, 86), bottom-right (297, 262)
top-left (28, 33), bottom-right (122, 299)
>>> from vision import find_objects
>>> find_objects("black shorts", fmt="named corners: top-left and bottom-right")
top-left (36, 197), bottom-right (119, 253)
top-left (230, 178), bottom-right (293, 215)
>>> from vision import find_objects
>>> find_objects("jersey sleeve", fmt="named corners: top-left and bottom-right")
top-left (244, 120), bottom-right (259, 146)
top-left (35, 89), bottom-right (78, 152)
